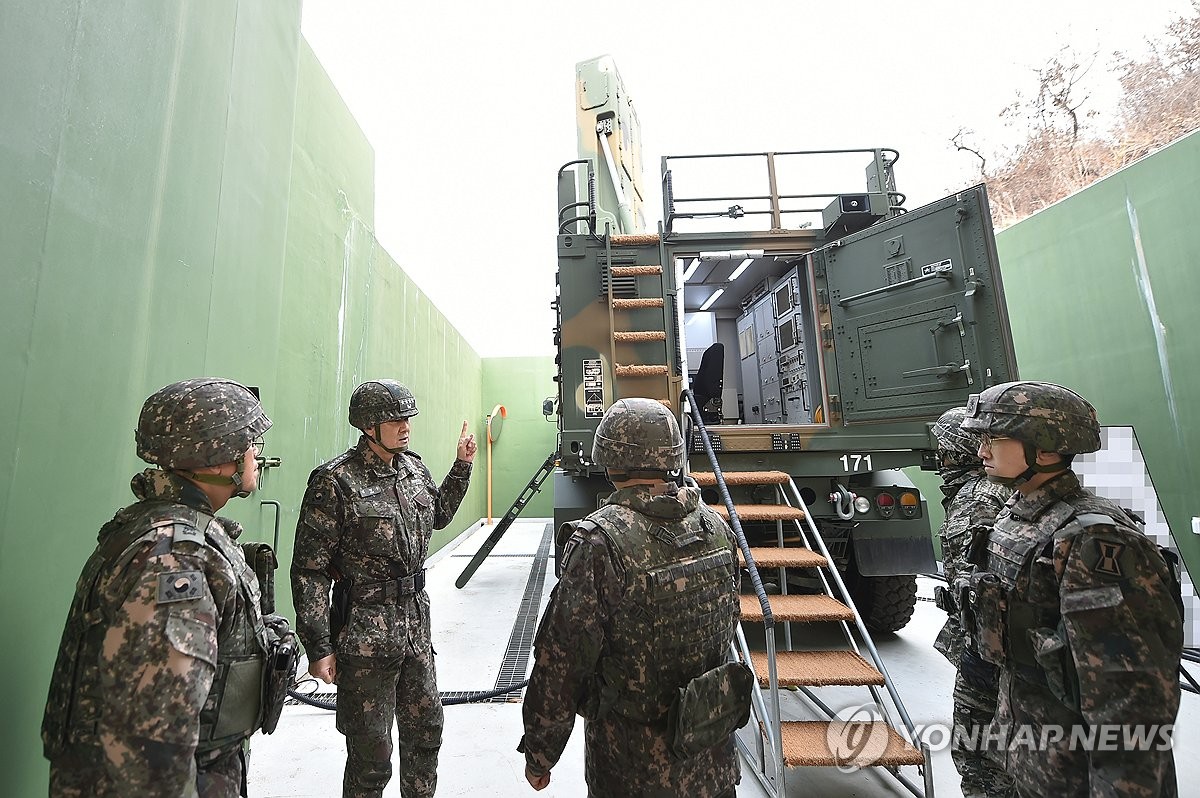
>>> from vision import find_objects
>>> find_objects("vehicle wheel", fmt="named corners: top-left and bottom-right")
top-left (846, 572), bottom-right (918, 634)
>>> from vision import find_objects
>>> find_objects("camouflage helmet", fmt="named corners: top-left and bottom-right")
top-left (348, 380), bottom-right (418, 429)
top-left (592, 398), bottom-right (685, 472)
top-left (961, 381), bottom-right (1101, 454)
top-left (136, 378), bottom-right (271, 469)
top-left (932, 406), bottom-right (983, 460)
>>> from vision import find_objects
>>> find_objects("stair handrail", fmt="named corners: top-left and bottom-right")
top-left (779, 477), bottom-right (928, 753)
top-left (681, 389), bottom-right (786, 795)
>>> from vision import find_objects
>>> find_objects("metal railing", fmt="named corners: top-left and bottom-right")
top-left (661, 148), bottom-right (905, 235)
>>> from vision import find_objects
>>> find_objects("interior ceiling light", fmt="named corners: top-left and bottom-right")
top-left (728, 258), bottom-right (754, 281)
top-left (698, 289), bottom-right (724, 311)
top-left (682, 258), bottom-right (700, 282)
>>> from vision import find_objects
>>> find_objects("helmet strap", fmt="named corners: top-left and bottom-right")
top-left (990, 442), bottom-right (1068, 488)
top-left (367, 425), bottom-right (406, 455)
top-left (176, 460), bottom-right (252, 498)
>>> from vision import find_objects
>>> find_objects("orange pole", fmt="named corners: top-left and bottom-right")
top-left (487, 417), bottom-right (493, 524)
top-left (485, 405), bottom-right (506, 525)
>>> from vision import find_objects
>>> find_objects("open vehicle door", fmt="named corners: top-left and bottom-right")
top-left (812, 184), bottom-right (1018, 424)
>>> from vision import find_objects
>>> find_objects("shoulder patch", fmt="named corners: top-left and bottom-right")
top-left (157, 570), bottom-right (205, 603)
top-left (172, 524), bottom-right (204, 546)
top-left (1085, 537), bottom-right (1128, 577)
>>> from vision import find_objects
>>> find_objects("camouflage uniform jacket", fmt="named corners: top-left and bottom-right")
top-left (291, 435), bottom-right (471, 661)
top-left (980, 471), bottom-right (1182, 792)
top-left (933, 468), bottom-right (1010, 663)
top-left (43, 469), bottom-right (268, 797)
top-left (520, 484), bottom-right (741, 797)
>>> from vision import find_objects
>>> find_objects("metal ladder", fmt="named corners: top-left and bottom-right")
top-left (682, 390), bottom-right (932, 798)
top-left (601, 231), bottom-right (674, 406)
top-left (455, 451), bottom-right (557, 588)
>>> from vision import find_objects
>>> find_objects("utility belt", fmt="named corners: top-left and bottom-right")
top-left (348, 569), bottom-right (427, 604)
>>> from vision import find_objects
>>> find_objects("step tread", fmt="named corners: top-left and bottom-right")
top-left (612, 297), bottom-right (664, 309)
top-left (691, 470), bottom-right (791, 486)
top-left (749, 650), bottom-right (884, 687)
top-left (778, 720), bottom-right (924, 767)
top-left (614, 364), bottom-right (669, 376)
top-left (740, 547), bottom-right (826, 569)
top-left (739, 593), bottom-right (854, 623)
top-left (609, 264), bottom-right (663, 276)
top-left (713, 504), bottom-right (806, 522)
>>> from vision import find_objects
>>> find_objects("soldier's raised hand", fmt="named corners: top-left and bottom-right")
top-left (457, 421), bottom-right (478, 463)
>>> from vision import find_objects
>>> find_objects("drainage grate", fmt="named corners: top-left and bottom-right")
top-left (285, 691), bottom-right (335, 706)
top-left (488, 522), bottom-right (553, 700)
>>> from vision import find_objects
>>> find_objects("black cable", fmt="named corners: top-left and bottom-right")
top-left (1180, 664), bottom-right (1199, 695)
top-left (286, 679), bottom-right (530, 711)
top-left (442, 680), bottom-right (530, 706)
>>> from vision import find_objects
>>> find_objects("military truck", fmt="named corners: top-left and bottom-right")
top-left (550, 56), bottom-right (1017, 632)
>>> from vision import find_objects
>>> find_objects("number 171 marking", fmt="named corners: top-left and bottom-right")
top-left (840, 454), bottom-right (873, 472)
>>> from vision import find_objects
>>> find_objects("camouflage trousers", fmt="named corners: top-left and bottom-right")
top-left (49, 742), bottom-right (245, 797)
top-left (583, 710), bottom-right (739, 798)
top-left (336, 649), bottom-right (443, 798)
top-left (935, 615), bottom-right (1014, 797)
top-left (995, 671), bottom-right (1177, 798)
top-left (951, 661), bottom-right (1014, 798)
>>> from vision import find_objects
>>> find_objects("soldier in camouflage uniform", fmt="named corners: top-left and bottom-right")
top-left (291, 380), bottom-right (475, 798)
top-left (931, 407), bottom-right (1015, 798)
top-left (519, 398), bottom-right (747, 797)
top-left (43, 378), bottom-right (274, 797)
top-left (960, 381), bottom-right (1182, 797)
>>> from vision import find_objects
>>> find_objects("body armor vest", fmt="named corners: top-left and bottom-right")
top-left (587, 505), bottom-right (738, 725)
top-left (984, 493), bottom-right (1135, 669)
top-left (43, 502), bottom-right (269, 760)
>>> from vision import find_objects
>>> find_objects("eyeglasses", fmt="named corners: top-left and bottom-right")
top-left (979, 434), bottom-right (1012, 449)
top-left (250, 436), bottom-right (266, 455)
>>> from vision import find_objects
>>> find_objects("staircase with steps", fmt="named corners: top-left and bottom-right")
top-left (685, 399), bottom-right (931, 797)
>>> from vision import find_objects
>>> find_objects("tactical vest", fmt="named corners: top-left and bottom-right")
top-left (585, 505), bottom-right (738, 725)
top-left (43, 502), bottom-right (269, 761)
top-left (983, 494), bottom-right (1141, 669)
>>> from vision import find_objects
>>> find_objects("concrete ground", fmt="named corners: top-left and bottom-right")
top-left (248, 519), bottom-right (1200, 797)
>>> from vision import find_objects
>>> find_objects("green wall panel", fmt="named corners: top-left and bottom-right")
top-left (480, 357), bottom-right (561, 519)
top-left (995, 130), bottom-right (1200, 576)
top-left (0, 5), bottom-right (487, 793)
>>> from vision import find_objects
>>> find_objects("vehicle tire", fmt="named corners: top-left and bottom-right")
top-left (847, 572), bottom-right (918, 634)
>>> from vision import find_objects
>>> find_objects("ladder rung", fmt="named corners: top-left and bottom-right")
top-left (615, 364), bottom-right (669, 377)
top-left (613, 330), bottom-right (667, 342)
top-left (740, 547), bottom-right (826, 569)
top-left (778, 721), bottom-right (924, 767)
top-left (739, 593), bottom-right (854, 623)
top-left (612, 298), bottom-right (664, 309)
top-left (609, 265), bottom-right (662, 277)
top-left (610, 233), bottom-right (661, 246)
top-left (691, 470), bottom-right (790, 486)
top-left (749, 650), bottom-right (884, 687)
top-left (712, 504), bottom-right (805, 522)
